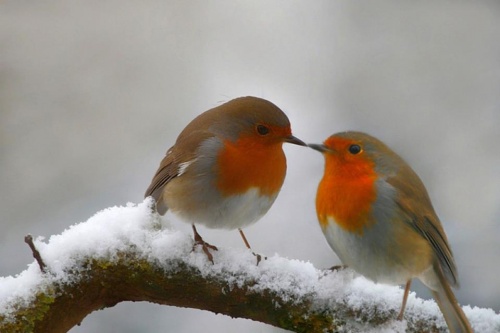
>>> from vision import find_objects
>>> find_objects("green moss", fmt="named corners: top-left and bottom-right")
top-left (0, 292), bottom-right (56, 333)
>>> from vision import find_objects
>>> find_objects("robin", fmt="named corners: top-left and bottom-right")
top-left (309, 131), bottom-right (472, 333)
top-left (145, 96), bottom-right (305, 263)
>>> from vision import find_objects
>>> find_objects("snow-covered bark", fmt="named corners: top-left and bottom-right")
top-left (1, 200), bottom-right (498, 333)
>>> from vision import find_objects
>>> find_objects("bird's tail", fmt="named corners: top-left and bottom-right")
top-left (431, 263), bottom-right (473, 333)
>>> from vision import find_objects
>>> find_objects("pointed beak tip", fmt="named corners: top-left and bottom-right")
top-left (307, 143), bottom-right (327, 153)
top-left (285, 135), bottom-right (307, 147)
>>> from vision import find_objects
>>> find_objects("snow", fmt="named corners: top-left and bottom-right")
top-left (1, 199), bottom-right (499, 332)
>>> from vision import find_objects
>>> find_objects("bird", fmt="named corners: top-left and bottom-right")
top-left (309, 131), bottom-right (472, 333)
top-left (145, 96), bottom-right (305, 264)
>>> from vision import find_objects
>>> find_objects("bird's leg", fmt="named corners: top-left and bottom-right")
top-left (238, 228), bottom-right (266, 265)
top-left (192, 225), bottom-right (218, 264)
top-left (397, 280), bottom-right (412, 320)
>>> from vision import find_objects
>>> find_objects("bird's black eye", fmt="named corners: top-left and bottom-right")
top-left (256, 124), bottom-right (270, 135)
top-left (348, 144), bottom-right (362, 154)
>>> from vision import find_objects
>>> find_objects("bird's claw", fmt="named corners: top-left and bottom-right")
top-left (252, 252), bottom-right (267, 266)
top-left (192, 239), bottom-right (218, 264)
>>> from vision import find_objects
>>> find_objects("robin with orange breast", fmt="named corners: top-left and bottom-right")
top-left (309, 131), bottom-right (472, 333)
top-left (145, 96), bottom-right (305, 263)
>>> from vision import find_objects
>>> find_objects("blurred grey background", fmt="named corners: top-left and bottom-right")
top-left (1, 1), bottom-right (499, 332)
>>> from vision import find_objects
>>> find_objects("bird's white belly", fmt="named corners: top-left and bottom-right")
top-left (173, 187), bottom-right (277, 230)
top-left (322, 216), bottom-right (414, 285)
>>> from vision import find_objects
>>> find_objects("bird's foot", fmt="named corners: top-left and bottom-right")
top-left (251, 252), bottom-right (267, 266)
top-left (192, 225), bottom-right (218, 264)
top-left (237, 229), bottom-right (266, 266)
top-left (192, 237), bottom-right (218, 264)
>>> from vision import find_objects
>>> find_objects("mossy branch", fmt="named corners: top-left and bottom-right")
top-left (1, 249), bottom-right (449, 333)
top-left (0, 200), bottom-right (495, 333)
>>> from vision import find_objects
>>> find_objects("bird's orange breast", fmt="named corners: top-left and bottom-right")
top-left (216, 136), bottom-right (287, 197)
top-left (316, 156), bottom-right (377, 235)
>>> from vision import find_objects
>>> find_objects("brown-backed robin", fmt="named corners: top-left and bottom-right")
top-left (309, 131), bottom-right (472, 333)
top-left (145, 96), bottom-right (305, 263)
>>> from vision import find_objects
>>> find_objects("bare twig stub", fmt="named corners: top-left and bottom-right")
top-left (24, 234), bottom-right (47, 273)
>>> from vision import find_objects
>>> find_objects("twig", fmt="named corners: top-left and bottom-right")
top-left (24, 234), bottom-right (47, 273)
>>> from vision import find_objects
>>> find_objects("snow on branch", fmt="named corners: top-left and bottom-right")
top-left (0, 200), bottom-right (498, 333)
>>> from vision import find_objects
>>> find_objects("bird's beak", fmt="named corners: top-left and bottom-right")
top-left (284, 135), bottom-right (307, 146)
top-left (308, 143), bottom-right (333, 153)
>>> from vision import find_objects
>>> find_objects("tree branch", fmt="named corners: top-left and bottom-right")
top-left (24, 234), bottom-right (47, 273)
top-left (0, 252), bottom-right (435, 333)
top-left (0, 202), bottom-right (496, 332)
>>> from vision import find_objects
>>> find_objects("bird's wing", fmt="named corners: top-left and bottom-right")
top-left (387, 172), bottom-right (459, 288)
top-left (144, 130), bottom-right (216, 214)
top-left (144, 146), bottom-right (178, 200)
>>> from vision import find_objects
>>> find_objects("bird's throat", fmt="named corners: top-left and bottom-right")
top-left (216, 137), bottom-right (286, 197)
top-left (316, 157), bottom-right (377, 235)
